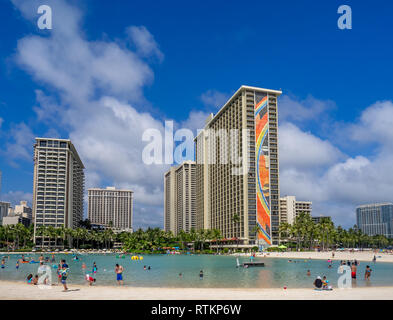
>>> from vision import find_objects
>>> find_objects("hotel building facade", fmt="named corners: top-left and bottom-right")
top-left (279, 196), bottom-right (312, 225)
top-left (195, 85), bottom-right (281, 247)
top-left (356, 203), bottom-right (393, 238)
top-left (164, 161), bottom-right (196, 235)
top-left (88, 187), bottom-right (133, 231)
top-left (32, 138), bottom-right (85, 244)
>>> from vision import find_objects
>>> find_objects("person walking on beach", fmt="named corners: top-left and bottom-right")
top-left (373, 255), bottom-right (377, 263)
top-left (60, 259), bottom-right (69, 292)
top-left (115, 264), bottom-right (124, 285)
top-left (351, 263), bottom-right (357, 279)
top-left (365, 265), bottom-right (372, 280)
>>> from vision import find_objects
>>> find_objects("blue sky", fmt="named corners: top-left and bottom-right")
top-left (1, 0), bottom-right (393, 229)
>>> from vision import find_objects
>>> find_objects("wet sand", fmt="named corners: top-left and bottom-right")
top-left (0, 281), bottom-right (392, 300)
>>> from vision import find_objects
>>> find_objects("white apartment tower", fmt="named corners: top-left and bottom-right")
top-left (279, 195), bottom-right (312, 225)
top-left (33, 138), bottom-right (85, 244)
top-left (88, 187), bottom-right (133, 231)
top-left (164, 161), bottom-right (196, 235)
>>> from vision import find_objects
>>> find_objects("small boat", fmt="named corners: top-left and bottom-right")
top-left (242, 262), bottom-right (265, 267)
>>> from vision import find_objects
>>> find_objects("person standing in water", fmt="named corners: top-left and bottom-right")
top-left (199, 270), bottom-right (204, 279)
top-left (115, 264), bottom-right (124, 285)
top-left (1, 258), bottom-right (5, 269)
top-left (351, 263), bottom-right (357, 279)
top-left (92, 262), bottom-right (97, 274)
top-left (307, 270), bottom-right (311, 276)
top-left (365, 265), bottom-right (372, 280)
top-left (60, 259), bottom-right (69, 291)
top-left (16, 260), bottom-right (19, 270)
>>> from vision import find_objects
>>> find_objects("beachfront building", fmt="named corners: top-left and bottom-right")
top-left (164, 161), bottom-right (196, 235)
top-left (195, 85), bottom-right (281, 248)
top-left (8, 201), bottom-right (32, 221)
top-left (279, 196), bottom-right (312, 225)
top-left (2, 215), bottom-right (30, 227)
top-left (311, 216), bottom-right (332, 224)
top-left (356, 203), bottom-right (393, 238)
top-left (0, 201), bottom-right (10, 225)
top-left (32, 138), bottom-right (85, 245)
top-left (88, 187), bottom-right (133, 232)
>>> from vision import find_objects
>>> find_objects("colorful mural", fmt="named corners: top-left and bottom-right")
top-left (254, 93), bottom-right (271, 245)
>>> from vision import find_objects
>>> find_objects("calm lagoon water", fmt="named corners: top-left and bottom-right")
top-left (0, 253), bottom-right (392, 288)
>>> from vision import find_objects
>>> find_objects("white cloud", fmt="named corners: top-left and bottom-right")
top-left (180, 110), bottom-right (211, 134)
top-left (350, 101), bottom-right (393, 149)
top-left (279, 95), bottom-right (336, 123)
top-left (10, 0), bottom-right (168, 229)
top-left (2, 122), bottom-right (35, 165)
top-left (201, 90), bottom-right (230, 109)
top-left (126, 26), bottom-right (164, 62)
top-left (279, 101), bottom-right (393, 227)
top-left (279, 122), bottom-right (343, 170)
top-left (0, 190), bottom-right (33, 207)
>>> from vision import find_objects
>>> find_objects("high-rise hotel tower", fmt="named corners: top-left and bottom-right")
top-left (88, 187), bottom-right (134, 231)
top-left (32, 138), bottom-right (85, 244)
top-left (164, 161), bottom-right (196, 235)
top-left (195, 86), bottom-right (281, 247)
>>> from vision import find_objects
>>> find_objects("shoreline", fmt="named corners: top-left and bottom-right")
top-left (252, 251), bottom-right (393, 263)
top-left (0, 280), bottom-right (393, 300)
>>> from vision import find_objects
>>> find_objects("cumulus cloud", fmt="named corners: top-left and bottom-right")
top-left (201, 90), bottom-right (230, 109)
top-left (279, 100), bottom-right (393, 227)
top-left (279, 122), bottom-right (343, 170)
top-left (10, 0), bottom-right (169, 229)
top-left (0, 190), bottom-right (33, 207)
top-left (349, 101), bottom-right (393, 149)
top-left (126, 26), bottom-right (164, 62)
top-left (279, 94), bottom-right (336, 124)
top-left (1, 122), bottom-right (35, 165)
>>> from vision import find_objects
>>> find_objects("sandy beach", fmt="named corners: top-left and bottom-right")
top-left (255, 250), bottom-right (393, 263)
top-left (0, 280), bottom-right (392, 300)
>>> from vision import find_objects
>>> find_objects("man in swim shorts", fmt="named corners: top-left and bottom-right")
top-left (351, 263), bottom-right (357, 279)
top-left (115, 264), bottom-right (124, 285)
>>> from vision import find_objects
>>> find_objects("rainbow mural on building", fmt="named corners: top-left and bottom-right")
top-left (255, 93), bottom-right (271, 245)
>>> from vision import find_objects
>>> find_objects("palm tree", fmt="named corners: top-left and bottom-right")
top-left (36, 225), bottom-right (47, 249)
top-left (232, 214), bottom-right (241, 251)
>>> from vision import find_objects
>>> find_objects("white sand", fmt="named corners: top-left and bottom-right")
top-left (255, 250), bottom-right (393, 263)
top-left (0, 281), bottom-right (392, 300)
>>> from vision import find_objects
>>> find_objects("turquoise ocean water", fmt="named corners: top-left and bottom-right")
top-left (0, 253), bottom-right (391, 288)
